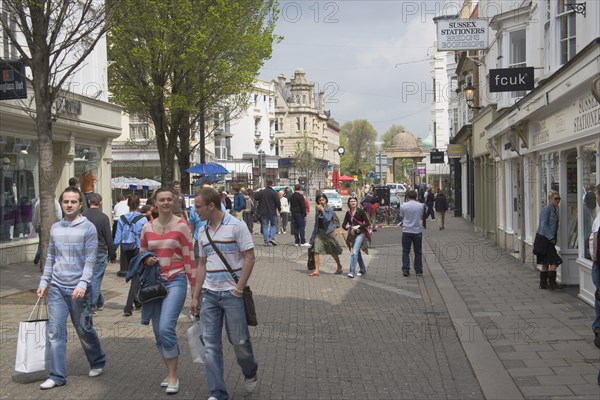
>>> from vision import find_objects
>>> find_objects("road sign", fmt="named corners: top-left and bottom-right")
top-left (369, 171), bottom-right (375, 179)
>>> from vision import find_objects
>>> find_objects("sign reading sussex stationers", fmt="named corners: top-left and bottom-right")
top-left (436, 19), bottom-right (488, 51)
top-left (0, 60), bottom-right (27, 100)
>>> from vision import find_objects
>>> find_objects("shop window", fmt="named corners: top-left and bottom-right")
top-left (0, 136), bottom-right (37, 241)
top-left (565, 150), bottom-right (578, 249)
top-left (581, 144), bottom-right (598, 260)
top-left (538, 152), bottom-right (560, 242)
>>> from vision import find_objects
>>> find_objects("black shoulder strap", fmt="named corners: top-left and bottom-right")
top-left (120, 214), bottom-right (129, 224)
top-left (205, 228), bottom-right (239, 284)
top-left (132, 214), bottom-right (144, 224)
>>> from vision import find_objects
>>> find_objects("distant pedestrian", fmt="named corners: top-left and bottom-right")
top-left (254, 179), bottom-right (281, 246)
top-left (232, 185), bottom-right (245, 220)
top-left (113, 195), bottom-right (148, 316)
top-left (424, 187), bottom-right (436, 221)
top-left (535, 191), bottom-right (562, 290)
top-left (191, 187), bottom-right (258, 399)
top-left (400, 190), bottom-right (424, 277)
top-left (37, 186), bottom-right (106, 389)
top-left (221, 191), bottom-right (232, 211)
top-left (243, 189), bottom-right (255, 233)
top-left (309, 193), bottom-right (343, 276)
top-left (171, 181), bottom-right (189, 221)
top-left (342, 197), bottom-right (369, 278)
top-left (434, 190), bottom-right (449, 230)
top-left (113, 194), bottom-right (129, 238)
top-left (290, 184), bottom-right (309, 246)
top-left (279, 190), bottom-right (289, 234)
top-left (82, 193), bottom-right (117, 311)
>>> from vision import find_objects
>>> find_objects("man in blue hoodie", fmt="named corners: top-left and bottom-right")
top-left (37, 187), bottom-right (106, 390)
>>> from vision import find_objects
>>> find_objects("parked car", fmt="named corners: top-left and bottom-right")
top-left (386, 182), bottom-right (407, 196)
top-left (327, 193), bottom-right (343, 211)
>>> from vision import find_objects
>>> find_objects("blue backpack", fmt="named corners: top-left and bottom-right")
top-left (120, 214), bottom-right (144, 250)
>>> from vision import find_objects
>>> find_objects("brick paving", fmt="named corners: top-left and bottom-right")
top-left (0, 212), bottom-right (598, 399)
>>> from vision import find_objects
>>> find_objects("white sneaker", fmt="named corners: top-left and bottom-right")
top-left (245, 375), bottom-right (257, 392)
top-left (208, 397), bottom-right (218, 400)
top-left (295, 244), bottom-right (300, 247)
top-left (356, 272), bottom-right (363, 276)
top-left (347, 273), bottom-right (354, 278)
top-left (89, 368), bottom-right (104, 377)
top-left (40, 379), bottom-right (58, 390)
top-left (300, 243), bottom-right (311, 247)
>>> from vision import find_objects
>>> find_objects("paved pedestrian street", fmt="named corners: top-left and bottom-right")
top-left (0, 216), bottom-right (598, 399)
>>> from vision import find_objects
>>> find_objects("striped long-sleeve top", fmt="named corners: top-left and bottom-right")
top-left (140, 218), bottom-right (196, 288)
top-left (39, 216), bottom-right (98, 290)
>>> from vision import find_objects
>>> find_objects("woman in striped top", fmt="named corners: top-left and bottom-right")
top-left (139, 187), bottom-right (195, 394)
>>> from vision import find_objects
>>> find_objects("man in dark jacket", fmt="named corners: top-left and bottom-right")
top-left (82, 193), bottom-right (116, 311)
top-left (289, 184), bottom-right (309, 246)
top-left (254, 180), bottom-right (281, 246)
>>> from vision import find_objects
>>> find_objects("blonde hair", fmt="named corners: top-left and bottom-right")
top-left (547, 190), bottom-right (559, 201)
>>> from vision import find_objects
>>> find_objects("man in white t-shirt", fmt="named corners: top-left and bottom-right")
top-left (191, 187), bottom-right (258, 399)
top-left (400, 190), bottom-right (425, 277)
top-left (112, 195), bottom-right (129, 238)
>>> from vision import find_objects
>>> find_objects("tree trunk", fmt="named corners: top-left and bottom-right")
top-left (32, 61), bottom-right (57, 265)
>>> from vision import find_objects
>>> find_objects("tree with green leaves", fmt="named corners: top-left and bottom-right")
top-left (1, 0), bottom-right (117, 263)
top-left (108, 0), bottom-right (279, 189)
top-left (339, 120), bottom-right (377, 177)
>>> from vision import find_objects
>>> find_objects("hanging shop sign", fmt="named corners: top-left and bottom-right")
top-left (489, 67), bottom-right (534, 92)
top-left (447, 144), bottom-right (465, 159)
top-left (430, 150), bottom-right (445, 164)
top-left (436, 19), bottom-right (488, 51)
top-left (0, 60), bottom-right (27, 100)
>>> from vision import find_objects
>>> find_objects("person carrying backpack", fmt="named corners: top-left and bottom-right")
top-left (113, 195), bottom-right (148, 316)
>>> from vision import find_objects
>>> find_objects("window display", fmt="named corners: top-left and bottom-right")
top-left (0, 136), bottom-right (37, 241)
top-left (581, 144), bottom-right (598, 260)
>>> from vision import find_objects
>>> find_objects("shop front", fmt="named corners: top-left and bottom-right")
top-left (0, 92), bottom-right (121, 264)
top-left (486, 39), bottom-right (599, 302)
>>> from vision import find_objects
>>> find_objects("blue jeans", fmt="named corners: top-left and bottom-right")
top-left (47, 285), bottom-right (106, 385)
top-left (260, 214), bottom-right (278, 245)
top-left (349, 233), bottom-right (366, 275)
top-left (90, 252), bottom-right (108, 309)
top-left (402, 232), bottom-right (423, 274)
top-left (149, 274), bottom-right (187, 358)
top-left (201, 289), bottom-right (258, 400)
top-left (292, 212), bottom-right (307, 244)
top-left (592, 263), bottom-right (600, 334)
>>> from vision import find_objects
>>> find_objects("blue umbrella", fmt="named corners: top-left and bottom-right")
top-left (186, 162), bottom-right (228, 175)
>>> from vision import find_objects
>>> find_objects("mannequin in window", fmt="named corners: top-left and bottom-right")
top-left (80, 167), bottom-right (97, 208)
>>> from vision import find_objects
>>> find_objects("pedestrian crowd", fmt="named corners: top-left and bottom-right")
top-left (29, 177), bottom-right (600, 397)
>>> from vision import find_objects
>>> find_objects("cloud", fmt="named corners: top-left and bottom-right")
top-left (260, 1), bottom-right (443, 138)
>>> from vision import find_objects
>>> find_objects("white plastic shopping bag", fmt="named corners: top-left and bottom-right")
top-left (187, 322), bottom-right (205, 364)
top-left (15, 297), bottom-right (50, 373)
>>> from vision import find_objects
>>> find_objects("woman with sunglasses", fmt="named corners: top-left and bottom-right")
top-left (342, 197), bottom-right (370, 278)
top-left (535, 190), bottom-right (562, 290)
top-left (309, 193), bottom-right (343, 276)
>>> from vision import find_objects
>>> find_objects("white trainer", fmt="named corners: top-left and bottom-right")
top-left (245, 375), bottom-right (257, 392)
top-left (40, 379), bottom-right (58, 390)
top-left (89, 368), bottom-right (104, 377)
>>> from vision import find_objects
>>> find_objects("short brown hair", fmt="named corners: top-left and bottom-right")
top-left (196, 187), bottom-right (221, 209)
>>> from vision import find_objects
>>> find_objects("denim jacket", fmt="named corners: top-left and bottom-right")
top-left (536, 204), bottom-right (558, 241)
top-left (125, 250), bottom-right (160, 325)
top-left (311, 205), bottom-right (336, 238)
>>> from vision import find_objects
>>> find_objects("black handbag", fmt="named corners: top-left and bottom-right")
top-left (205, 229), bottom-right (258, 326)
top-left (136, 264), bottom-right (168, 303)
top-left (307, 246), bottom-right (315, 270)
top-left (532, 233), bottom-right (548, 256)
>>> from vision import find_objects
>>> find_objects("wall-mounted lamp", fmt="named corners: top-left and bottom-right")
top-left (20, 145), bottom-right (29, 155)
top-left (463, 83), bottom-right (482, 110)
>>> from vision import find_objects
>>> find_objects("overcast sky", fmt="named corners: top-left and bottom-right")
top-left (259, 0), bottom-right (447, 139)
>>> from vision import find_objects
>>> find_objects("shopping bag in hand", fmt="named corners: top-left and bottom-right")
top-left (15, 298), bottom-right (50, 373)
top-left (187, 322), bottom-right (205, 363)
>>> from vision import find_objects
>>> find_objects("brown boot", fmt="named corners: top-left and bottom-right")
top-left (548, 271), bottom-right (562, 290)
top-left (539, 271), bottom-right (548, 289)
